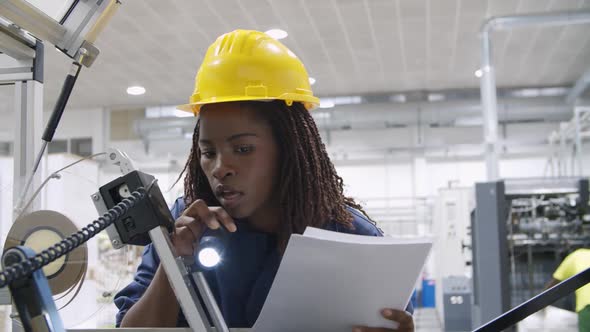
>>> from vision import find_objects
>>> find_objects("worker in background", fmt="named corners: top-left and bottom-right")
top-left (545, 248), bottom-right (590, 332)
top-left (113, 29), bottom-right (415, 332)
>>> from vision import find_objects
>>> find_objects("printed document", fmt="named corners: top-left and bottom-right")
top-left (253, 227), bottom-right (432, 331)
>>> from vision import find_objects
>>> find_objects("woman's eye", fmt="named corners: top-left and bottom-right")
top-left (235, 145), bottom-right (254, 154)
top-left (201, 151), bottom-right (216, 159)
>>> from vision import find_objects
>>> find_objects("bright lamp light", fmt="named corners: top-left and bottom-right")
top-left (198, 247), bottom-right (221, 268)
top-left (265, 29), bottom-right (288, 40)
top-left (127, 86), bottom-right (146, 96)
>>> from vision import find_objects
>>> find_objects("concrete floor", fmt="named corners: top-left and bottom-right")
top-left (414, 308), bottom-right (443, 332)
top-left (412, 306), bottom-right (579, 332)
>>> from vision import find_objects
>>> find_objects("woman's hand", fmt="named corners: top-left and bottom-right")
top-left (353, 309), bottom-right (414, 332)
top-left (171, 199), bottom-right (236, 256)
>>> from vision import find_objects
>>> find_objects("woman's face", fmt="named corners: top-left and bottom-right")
top-left (198, 102), bottom-right (280, 221)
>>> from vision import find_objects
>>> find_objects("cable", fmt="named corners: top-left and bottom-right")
top-left (14, 152), bottom-right (107, 220)
top-left (14, 62), bottom-right (84, 215)
top-left (0, 188), bottom-right (146, 289)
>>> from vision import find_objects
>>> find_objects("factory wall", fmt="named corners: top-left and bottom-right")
top-left (0, 106), bottom-right (587, 228)
top-left (0, 105), bottom-right (586, 238)
top-left (0, 104), bottom-right (588, 328)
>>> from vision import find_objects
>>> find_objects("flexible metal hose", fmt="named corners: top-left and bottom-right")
top-left (0, 188), bottom-right (146, 288)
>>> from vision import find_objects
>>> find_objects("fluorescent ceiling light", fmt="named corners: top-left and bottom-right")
top-left (455, 116), bottom-right (483, 126)
top-left (475, 69), bottom-right (483, 78)
top-left (510, 87), bottom-right (569, 98)
top-left (309, 77), bottom-right (316, 85)
top-left (318, 96), bottom-right (363, 109)
top-left (313, 111), bottom-right (331, 119)
top-left (146, 105), bottom-right (193, 118)
top-left (427, 93), bottom-right (445, 102)
top-left (265, 29), bottom-right (288, 40)
top-left (390, 94), bottom-right (406, 103)
top-left (127, 86), bottom-right (146, 96)
top-left (331, 96), bottom-right (363, 105)
top-left (174, 110), bottom-right (193, 118)
top-left (513, 88), bottom-right (540, 98)
top-left (320, 100), bottom-right (335, 109)
top-left (539, 87), bottom-right (568, 96)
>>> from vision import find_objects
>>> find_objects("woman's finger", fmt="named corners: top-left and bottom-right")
top-left (353, 326), bottom-right (412, 332)
top-left (181, 199), bottom-right (203, 217)
top-left (352, 308), bottom-right (415, 332)
top-left (381, 309), bottom-right (413, 327)
top-left (183, 200), bottom-right (221, 229)
top-left (212, 207), bottom-right (237, 232)
top-left (171, 226), bottom-right (198, 256)
top-left (352, 327), bottom-right (391, 332)
top-left (175, 215), bottom-right (202, 240)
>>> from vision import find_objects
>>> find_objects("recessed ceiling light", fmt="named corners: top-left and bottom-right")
top-left (127, 86), bottom-right (145, 96)
top-left (309, 77), bottom-right (316, 85)
top-left (475, 69), bottom-right (483, 78)
top-left (265, 29), bottom-right (288, 40)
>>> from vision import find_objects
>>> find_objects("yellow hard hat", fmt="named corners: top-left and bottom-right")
top-left (177, 29), bottom-right (319, 115)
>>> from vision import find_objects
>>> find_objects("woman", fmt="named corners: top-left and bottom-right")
top-left (114, 29), bottom-right (414, 332)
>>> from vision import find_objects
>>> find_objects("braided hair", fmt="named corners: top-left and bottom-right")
top-left (179, 100), bottom-right (373, 251)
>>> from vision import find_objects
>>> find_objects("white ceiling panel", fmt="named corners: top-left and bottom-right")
top-left (487, 0), bottom-right (519, 16)
top-left (399, 0), bottom-right (426, 19)
top-left (430, 0), bottom-right (457, 17)
top-left (550, 0), bottom-right (586, 11)
top-left (0, 0), bottom-right (586, 111)
top-left (460, 0), bottom-right (489, 17)
top-left (517, 0), bottom-right (553, 13)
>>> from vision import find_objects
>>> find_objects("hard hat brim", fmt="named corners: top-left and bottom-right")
top-left (176, 94), bottom-right (320, 115)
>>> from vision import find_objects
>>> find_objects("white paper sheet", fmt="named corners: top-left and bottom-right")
top-left (252, 227), bottom-right (432, 332)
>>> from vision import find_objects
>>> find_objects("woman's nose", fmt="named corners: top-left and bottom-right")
top-left (212, 156), bottom-right (235, 180)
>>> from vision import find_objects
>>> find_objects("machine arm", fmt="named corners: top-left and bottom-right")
top-left (474, 267), bottom-right (590, 332)
top-left (1, 189), bottom-right (147, 332)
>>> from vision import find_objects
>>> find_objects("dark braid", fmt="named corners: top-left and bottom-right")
top-left (178, 100), bottom-right (374, 251)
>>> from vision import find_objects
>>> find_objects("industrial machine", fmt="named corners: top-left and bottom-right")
top-left (432, 187), bottom-right (474, 332)
top-left (1, 149), bottom-right (235, 332)
top-left (471, 177), bottom-right (590, 329)
top-left (442, 276), bottom-right (472, 332)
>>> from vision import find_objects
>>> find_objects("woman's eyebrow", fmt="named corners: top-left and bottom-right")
top-left (198, 133), bottom-right (258, 144)
top-left (227, 133), bottom-right (258, 142)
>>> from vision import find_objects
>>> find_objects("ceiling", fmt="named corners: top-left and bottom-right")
top-left (6, 0), bottom-right (590, 111)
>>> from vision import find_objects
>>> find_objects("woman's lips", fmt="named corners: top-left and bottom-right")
top-left (218, 191), bottom-right (243, 207)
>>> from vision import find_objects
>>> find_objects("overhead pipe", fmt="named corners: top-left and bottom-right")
top-left (566, 68), bottom-right (590, 104)
top-left (134, 96), bottom-right (573, 139)
top-left (479, 10), bottom-right (590, 180)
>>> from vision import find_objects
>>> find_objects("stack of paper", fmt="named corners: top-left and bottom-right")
top-left (253, 227), bottom-right (432, 332)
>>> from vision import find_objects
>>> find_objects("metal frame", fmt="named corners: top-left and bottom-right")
top-left (89, 197), bottom-right (231, 332)
top-left (1, 38), bottom-right (46, 218)
top-left (12, 79), bottom-right (44, 215)
top-left (474, 267), bottom-right (590, 331)
top-left (1, 0), bottom-right (121, 215)
top-left (148, 227), bottom-right (215, 332)
top-left (547, 106), bottom-right (590, 176)
top-left (0, 0), bottom-right (116, 62)
top-left (471, 181), bottom-right (511, 329)
top-left (573, 106), bottom-right (590, 175)
top-left (479, 10), bottom-right (590, 180)
top-left (1, 2), bottom-right (121, 331)
top-left (91, 149), bottom-right (230, 332)
top-left (472, 177), bottom-right (589, 330)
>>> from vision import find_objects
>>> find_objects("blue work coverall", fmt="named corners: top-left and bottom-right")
top-left (114, 198), bottom-right (413, 327)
